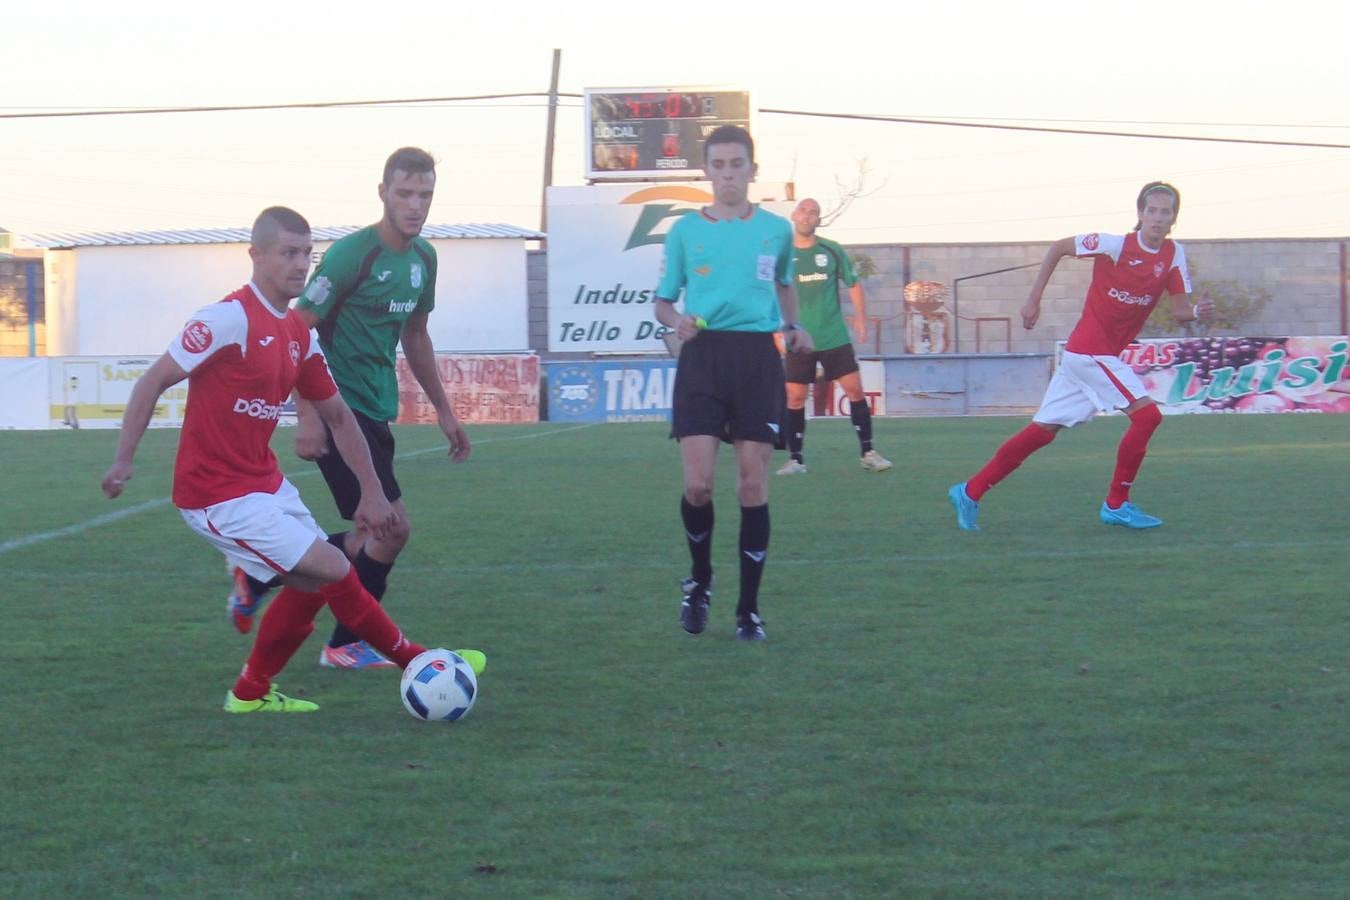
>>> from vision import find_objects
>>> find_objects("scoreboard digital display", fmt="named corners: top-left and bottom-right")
top-left (584, 87), bottom-right (752, 180)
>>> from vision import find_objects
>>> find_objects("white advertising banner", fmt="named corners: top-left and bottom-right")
top-left (0, 358), bottom-right (50, 429)
top-left (545, 183), bottom-right (794, 353)
top-left (47, 356), bottom-right (185, 429)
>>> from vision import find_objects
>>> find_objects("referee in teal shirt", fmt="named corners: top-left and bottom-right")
top-left (654, 125), bottom-right (814, 642)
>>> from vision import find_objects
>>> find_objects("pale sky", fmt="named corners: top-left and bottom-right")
top-left (3, 1), bottom-right (1348, 244)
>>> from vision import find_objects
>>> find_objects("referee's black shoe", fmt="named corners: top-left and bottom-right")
top-left (680, 577), bottom-right (711, 635)
top-left (735, 612), bottom-right (767, 641)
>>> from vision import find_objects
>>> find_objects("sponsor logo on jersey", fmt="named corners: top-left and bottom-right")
top-left (233, 397), bottom-right (285, 420)
top-left (1107, 287), bottom-right (1155, 306)
top-left (797, 272), bottom-right (830, 283)
top-left (1082, 233), bottom-right (1100, 251)
top-left (388, 298), bottom-right (418, 313)
top-left (303, 276), bottom-right (332, 306)
top-left (288, 340), bottom-right (301, 366)
top-left (410, 264), bottom-right (422, 289)
top-left (181, 320), bottom-right (212, 353)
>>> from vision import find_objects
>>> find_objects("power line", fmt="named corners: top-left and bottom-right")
top-left (4, 92), bottom-right (1350, 150)
top-left (0, 92), bottom-right (576, 119)
top-left (759, 108), bottom-right (1350, 151)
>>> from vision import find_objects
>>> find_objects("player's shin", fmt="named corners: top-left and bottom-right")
top-left (967, 423), bottom-right (1057, 500)
top-left (849, 399), bottom-right (873, 454)
top-left (233, 587), bottom-right (327, 700)
top-left (1107, 404), bottom-right (1162, 507)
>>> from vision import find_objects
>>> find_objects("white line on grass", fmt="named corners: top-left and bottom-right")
top-left (0, 423), bottom-right (599, 557)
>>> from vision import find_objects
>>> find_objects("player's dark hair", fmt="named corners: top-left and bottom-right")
top-left (250, 206), bottom-right (310, 247)
top-left (382, 147), bottom-right (436, 185)
top-left (703, 125), bottom-right (754, 164)
top-left (1133, 181), bottom-right (1180, 231)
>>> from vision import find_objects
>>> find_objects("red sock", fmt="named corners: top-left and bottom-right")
top-left (966, 423), bottom-right (1057, 500)
top-left (1107, 404), bottom-right (1162, 508)
top-left (320, 567), bottom-right (424, 668)
top-left (233, 587), bottom-right (327, 701)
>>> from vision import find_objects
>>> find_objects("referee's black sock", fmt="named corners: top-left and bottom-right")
top-left (736, 503), bottom-right (770, 619)
top-left (681, 497), bottom-right (714, 587)
top-left (784, 407), bottom-right (806, 463)
top-left (850, 399), bottom-right (875, 455)
top-left (329, 548), bottom-right (395, 648)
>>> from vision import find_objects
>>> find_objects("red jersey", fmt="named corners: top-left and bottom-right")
top-left (167, 283), bottom-right (338, 509)
top-left (1064, 231), bottom-right (1192, 355)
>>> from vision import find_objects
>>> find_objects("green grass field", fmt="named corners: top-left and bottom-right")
top-left (2, 414), bottom-right (1346, 897)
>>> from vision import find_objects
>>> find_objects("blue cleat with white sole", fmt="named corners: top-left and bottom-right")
top-left (1100, 501), bottom-right (1162, 529)
top-left (948, 483), bottom-right (981, 531)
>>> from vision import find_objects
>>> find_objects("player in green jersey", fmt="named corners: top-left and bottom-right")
top-left (654, 125), bottom-right (813, 642)
top-left (225, 148), bottom-right (471, 670)
top-left (777, 198), bottom-right (892, 475)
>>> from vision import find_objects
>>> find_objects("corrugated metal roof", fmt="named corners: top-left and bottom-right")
top-left (20, 223), bottom-right (545, 249)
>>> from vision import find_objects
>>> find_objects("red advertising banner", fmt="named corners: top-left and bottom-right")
top-left (1112, 336), bottom-right (1349, 414)
top-left (395, 353), bottom-right (540, 424)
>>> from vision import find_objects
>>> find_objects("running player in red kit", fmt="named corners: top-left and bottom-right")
top-left (100, 207), bottom-right (483, 712)
top-left (948, 182), bottom-right (1214, 531)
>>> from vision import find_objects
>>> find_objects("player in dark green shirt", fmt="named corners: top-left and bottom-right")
top-left (225, 148), bottom-right (471, 670)
top-left (778, 198), bottom-right (892, 475)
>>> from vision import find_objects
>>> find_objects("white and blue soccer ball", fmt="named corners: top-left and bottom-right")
top-left (400, 649), bottom-right (478, 722)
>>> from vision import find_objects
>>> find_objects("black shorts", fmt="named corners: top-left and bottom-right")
top-left (783, 342), bottom-right (860, 384)
top-left (315, 410), bottom-right (402, 520)
top-left (672, 330), bottom-right (785, 445)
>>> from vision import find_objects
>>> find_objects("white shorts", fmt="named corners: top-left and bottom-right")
top-left (1035, 351), bottom-right (1149, 427)
top-left (179, 477), bottom-right (326, 582)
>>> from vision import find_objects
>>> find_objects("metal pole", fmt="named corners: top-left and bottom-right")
top-left (25, 261), bottom-right (38, 356)
top-left (539, 49), bottom-right (561, 239)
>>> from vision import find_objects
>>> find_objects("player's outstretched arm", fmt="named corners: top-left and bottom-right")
top-left (401, 312), bottom-right (469, 462)
top-left (1022, 236), bottom-right (1076, 329)
top-left (312, 393), bottom-right (394, 539)
top-left (101, 354), bottom-right (188, 498)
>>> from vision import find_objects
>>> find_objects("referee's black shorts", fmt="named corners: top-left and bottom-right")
top-left (672, 330), bottom-right (785, 446)
top-left (315, 409), bottom-right (402, 520)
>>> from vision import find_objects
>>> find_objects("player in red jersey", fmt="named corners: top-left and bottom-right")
top-left (100, 207), bottom-right (483, 713)
top-left (948, 182), bottom-right (1214, 531)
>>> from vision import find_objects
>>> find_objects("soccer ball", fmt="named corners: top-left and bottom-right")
top-left (400, 649), bottom-right (478, 722)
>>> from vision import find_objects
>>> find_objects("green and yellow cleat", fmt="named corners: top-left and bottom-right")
top-left (453, 649), bottom-right (487, 677)
top-left (223, 685), bottom-right (319, 713)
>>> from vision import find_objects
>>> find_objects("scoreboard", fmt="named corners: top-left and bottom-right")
top-left (584, 87), bottom-right (752, 180)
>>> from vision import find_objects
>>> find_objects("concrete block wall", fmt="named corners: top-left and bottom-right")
top-left (525, 237), bottom-right (1347, 359)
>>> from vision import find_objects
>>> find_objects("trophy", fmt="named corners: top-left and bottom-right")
top-left (903, 281), bottom-right (952, 354)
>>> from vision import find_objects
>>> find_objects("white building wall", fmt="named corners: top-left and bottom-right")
top-left (42, 238), bottom-right (530, 355)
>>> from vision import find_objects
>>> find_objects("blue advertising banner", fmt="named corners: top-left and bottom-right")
top-left (545, 359), bottom-right (677, 422)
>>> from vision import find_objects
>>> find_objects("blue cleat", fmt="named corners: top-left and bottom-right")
top-left (948, 483), bottom-right (981, 531)
top-left (227, 566), bottom-right (261, 634)
top-left (1100, 501), bottom-right (1162, 529)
